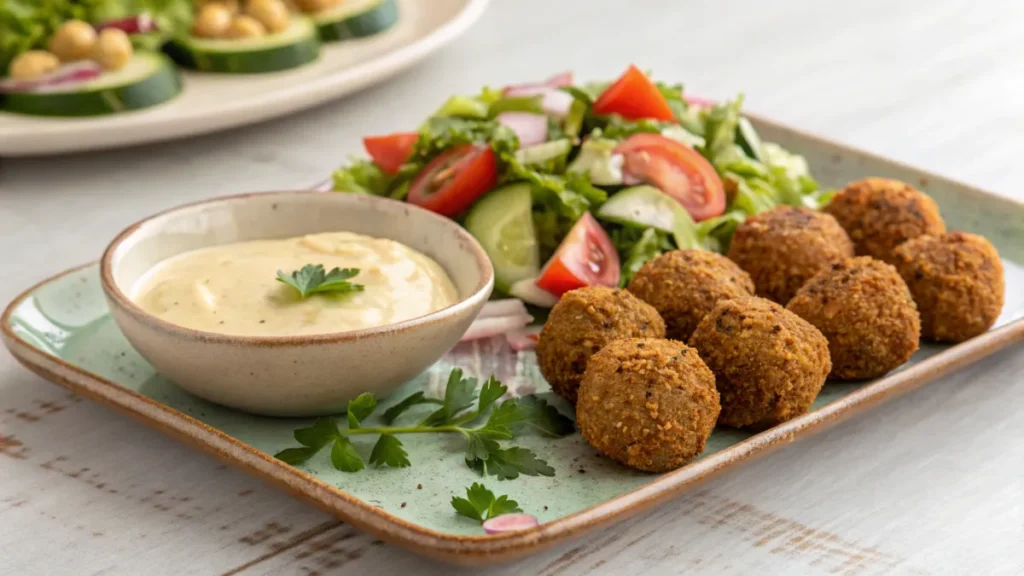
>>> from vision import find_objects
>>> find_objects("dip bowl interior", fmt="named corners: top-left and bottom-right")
top-left (100, 191), bottom-right (494, 417)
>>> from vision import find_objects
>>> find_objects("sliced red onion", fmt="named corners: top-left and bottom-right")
top-left (0, 61), bottom-right (102, 93)
top-left (684, 95), bottom-right (716, 109)
top-left (543, 71), bottom-right (574, 87)
top-left (482, 513), bottom-right (539, 534)
top-left (497, 112), bottom-right (548, 147)
top-left (460, 314), bottom-right (532, 342)
top-left (508, 278), bottom-right (558, 308)
top-left (502, 84), bottom-right (573, 118)
top-left (478, 299), bottom-right (529, 319)
top-left (96, 13), bottom-right (157, 34)
top-left (506, 326), bottom-right (542, 352)
top-left (621, 169), bottom-right (644, 186)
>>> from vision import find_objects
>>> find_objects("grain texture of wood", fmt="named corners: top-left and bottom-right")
top-left (2, 0), bottom-right (1023, 574)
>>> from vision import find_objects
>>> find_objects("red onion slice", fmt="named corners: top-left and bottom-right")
top-left (508, 278), bottom-right (558, 308)
top-left (482, 513), bottom-right (540, 534)
top-left (497, 112), bottom-right (548, 147)
top-left (543, 71), bottom-right (574, 87)
top-left (460, 314), bottom-right (533, 342)
top-left (684, 95), bottom-right (716, 109)
top-left (478, 299), bottom-right (529, 319)
top-left (506, 326), bottom-right (542, 352)
top-left (0, 61), bottom-right (102, 93)
top-left (96, 13), bottom-right (157, 34)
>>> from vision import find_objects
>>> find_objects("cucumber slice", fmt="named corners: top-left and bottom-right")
top-left (313, 0), bottom-right (399, 42)
top-left (464, 183), bottom-right (540, 293)
top-left (515, 139), bottom-right (571, 165)
top-left (737, 117), bottom-right (766, 163)
top-left (597, 186), bottom-right (700, 249)
top-left (1, 52), bottom-right (181, 117)
top-left (165, 17), bottom-right (320, 73)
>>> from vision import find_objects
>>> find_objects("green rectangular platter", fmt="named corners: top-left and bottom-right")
top-left (4, 116), bottom-right (1024, 565)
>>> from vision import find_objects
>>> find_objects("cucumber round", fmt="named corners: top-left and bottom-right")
top-left (313, 0), bottom-right (399, 42)
top-left (1, 52), bottom-right (181, 117)
top-left (464, 183), bottom-right (540, 293)
top-left (165, 17), bottom-right (320, 73)
top-left (597, 186), bottom-right (700, 249)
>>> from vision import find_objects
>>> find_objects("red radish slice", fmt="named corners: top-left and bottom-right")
top-left (0, 61), bottom-right (102, 93)
top-left (508, 278), bottom-right (558, 308)
top-left (478, 299), bottom-right (529, 319)
top-left (506, 326), bottom-right (542, 352)
top-left (483, 514), bottom-right (539, 534)
top-left (96, 13), bottom-right (157, 34)
top-left (460, 314), bottom-right (533, 342)
top-left (497, 112), bottom-right (548, 147)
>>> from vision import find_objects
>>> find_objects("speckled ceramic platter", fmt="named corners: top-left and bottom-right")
top-left (4, 117), bottom-right (1024, 565)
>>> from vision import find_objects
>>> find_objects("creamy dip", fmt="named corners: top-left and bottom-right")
top-left (131, 232), bottom-right (459, 336)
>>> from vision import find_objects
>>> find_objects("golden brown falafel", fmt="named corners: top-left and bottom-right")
top-left (576, 338), bottom-right (720, 472)
top-left (892, 232), bottom-right (1004, 342)
top-left (786, 256), bottom-right (920, 380)
top-left (823, 178), bottom-right (945, 263)
top-left (536, 286), bottom-right (666, 404)
top-left (726, 206), bottom-right (854, 304)
top-left (627, 250), bottom-right (754, 341)
top-left (688, 297), bottom-right (830, 430)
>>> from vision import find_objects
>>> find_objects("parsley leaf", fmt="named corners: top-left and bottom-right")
top-left (381, 391), bottom-right (443, 424)
top-left (476, 376), bottom-right (507, 415)
top-left (346, 393), bottom-right (377, 429)
top-left (512, 396), bottom-right (576, 437)
top-left (368, 434), bottom-right (411, 468)
top-left (451, 483), bottom-right (522, 523)
top-left (421, 368), bottom-right (478, 426)
top-left (331, 437), bottom-right (365, 472)
top-left (293, 417), bottom-right (341, 449)
top-left (276, 265), bottom-right (364, 300)
top-left (273, 446), bottom-right (320, 465)
top-left (484, 447), bottom-right (556, 480)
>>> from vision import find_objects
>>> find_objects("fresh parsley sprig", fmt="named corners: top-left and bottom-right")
top-left (276, 264), bottom-right (364, 299)
top-left (274, 369), bottom-right (575, 480)
top-left (451, 483), bottom-right (521, 523)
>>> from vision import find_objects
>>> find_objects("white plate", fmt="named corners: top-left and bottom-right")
top-left (0, 0), bottom-right (488, 157)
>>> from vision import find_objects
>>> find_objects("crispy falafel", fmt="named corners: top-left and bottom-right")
top-left (892, 232), bottom-right (1004, 342)
top-left (576, 338), bottom-right (720, 472)
top-left (688, 296), bottom-right (830, 430)
top-left (536, 286), bottom-right (665, 404)
top-left (726, 206), bottom-right (854, 304)
top-left (627, 250), bottom-right (754, 341)
top-left (786, 256), bottom-right (920, 379)
top-left (823, 178), bottom-right (945, 263)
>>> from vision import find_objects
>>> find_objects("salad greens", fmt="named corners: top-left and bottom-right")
top-left (0, 0), bottom-right (192, 71)
top-left (332, 67), bottom-right (828, 300)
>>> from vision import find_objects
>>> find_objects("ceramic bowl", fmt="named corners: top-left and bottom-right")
top-left (100, 191), bottom-right (493, 417)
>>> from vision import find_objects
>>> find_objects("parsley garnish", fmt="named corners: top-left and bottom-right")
top-left (274, 369), bottom-right (575, 480)
top-left (276, 264), bottom-right (364, 299)
top-left (451, 483), bottom-right (521, 523)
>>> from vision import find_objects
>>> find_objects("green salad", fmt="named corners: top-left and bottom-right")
top-left (332, 65), bottom-right (833, 307)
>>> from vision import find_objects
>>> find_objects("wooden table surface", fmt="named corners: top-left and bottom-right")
top-left (2, 1), bottom-right (1022, 574)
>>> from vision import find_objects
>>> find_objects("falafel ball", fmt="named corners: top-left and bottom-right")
top-left (823, 177), bottom-right (945, 263)
top-left (892, 232), bottom-right (1004, 342)
top-left (726, 206), bottom-right (854, 304)
top-left (627, 249), bottom-right (754, 340)
top-left (786, 257), bottom-right (920, 380)
top-left (536, 286), bottom-right (666, 404)
top-left (687, 297), bottom-right (831, 430)
top-left (576, 338), bottom-right (720, 472)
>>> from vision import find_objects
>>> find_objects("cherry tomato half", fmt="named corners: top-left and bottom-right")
top-left (535, 212), bottom-right (620, 297)
top-left (614, 133), bottom-right (726, 221)
top-left (407, 144), bottom-right (498, 217)
top-left (592, 65), bottom-right (674, 122)
top-left (363, 132), bottom-right (418, 174)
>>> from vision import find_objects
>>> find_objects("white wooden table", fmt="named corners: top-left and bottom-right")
top-left (2, 1), bottom-right (1023, 574)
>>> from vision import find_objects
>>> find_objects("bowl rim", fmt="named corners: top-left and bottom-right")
top-left (100, 190), bottom-right (494, 347)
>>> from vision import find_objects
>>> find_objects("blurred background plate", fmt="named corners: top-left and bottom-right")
top-left (0, 0), bottom-right (488, 157)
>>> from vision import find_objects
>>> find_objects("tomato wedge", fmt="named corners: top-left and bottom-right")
top-left (407, 144), bottom-right (498, 217)
top-left (592, 65), bottom-right (674, 122)
top-left (363, 132), bottom-right (418, 174)
top-left (535, 213), bottom-right (620, 297)
top-left (614, 133), bottom-right (726, 221)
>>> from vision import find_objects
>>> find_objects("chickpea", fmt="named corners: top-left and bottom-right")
top-left (92, 29), bottom-right (134, 71)
top-left (294, 0), bottom-right (343, 13)
top-left (194, 0), bottom-right (239, 12)
top-left (8, 50), bottom-right (61, 80)
top-left (48, 20), bottom-right (98, 62)
top-left (246, 0), bottom-right (290, 33)
top-left (227, 15), bottom-right (267, 38)
top-left (193, 3), bottom-right (234, 38)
